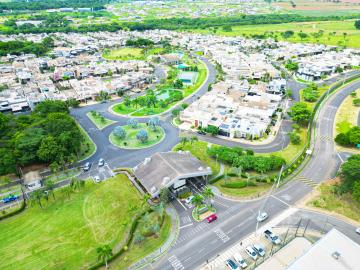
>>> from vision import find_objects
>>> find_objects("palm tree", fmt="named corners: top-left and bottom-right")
top-left (142, 193), bottom-right (151, 208)
top-left (190, 135), bottom-right (198, 145)
top-left (45, 179), bottom-right (56, 200)
top-left (245, 172), bottom-right (252, 187)
top-left (96, 245), bottom-right (112, 269)
top-left (191, 194), bottom-right (204, 213)
top-left (202, 186), bottom-right (215, 207)
top-left (70, 177), bottom-right (84, 191)
top-left (61, 185), bottom-right (72, 199)
top-left (32, 189), bottom-right (43, 209)
top-left (49, 161), bottom-right (60, 180)
top-left (180, 137), bottom-right (189, 146)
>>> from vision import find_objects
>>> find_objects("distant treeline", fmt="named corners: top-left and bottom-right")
top-left (1, 13), bottom-right (360, 35)
top-left (0, 0), bottom-right (112, 11)
top-left (0, 37), bottom-right (54, 56)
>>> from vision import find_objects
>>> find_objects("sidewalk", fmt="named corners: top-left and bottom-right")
top-left (128, 205), bottom-right (179, 270)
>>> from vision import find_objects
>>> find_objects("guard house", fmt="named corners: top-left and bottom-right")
top-left (133, 151), bottom-right (212, 198)
top-left (23, 171), bottom-right (42, 191)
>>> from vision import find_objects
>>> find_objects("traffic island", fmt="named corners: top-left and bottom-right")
top-left (109, 123), bottom-right (165, 149)
top-left (192, 204), bottom-right (216, 222)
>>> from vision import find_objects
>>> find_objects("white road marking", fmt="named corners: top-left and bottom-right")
top-left (337, 152), bottom-right (345, 163)
top-left (168, 255), bottom-right (185, 270)
top-left (271, 195), bottom-right (291, 207)
top-left (179, 223), bottom-right (194, 229)
top-left (213, 199), bottom-right (229, 208)
top-left (176, 198), bottom-right (187, 210)
top-left (214, 229), bottom-right (230, 243)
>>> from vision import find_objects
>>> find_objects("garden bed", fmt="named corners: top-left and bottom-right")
top-left (109, 123), bottom-right (165, 149)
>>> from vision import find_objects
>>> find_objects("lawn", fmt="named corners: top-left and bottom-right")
top-left (308, 182), bottom-right (360, 222)
top-left (78, 123), bottom-right (96, 160)
top-left (44, 167), bottom-right (81, 184)
top-left (191, 20), bottom-right (360, 48)
top-left (334, 88), bottom-right (360, 136)
top-left (173, 140), bottom-right (221, 176)
top-left (0, 174), bottom-right (143, 270)
top-left (110, 214), bottom-right (171, 269)
top-left (109, 123), bottom-right (165, 149)
top-left (263, 126), bottom-right (308, 164)
top-left (102, 47), bottom-right (144, 60)
top-left (213, 178), bottom-right (271, 199)
top-left (86, 111), bottom-right (116, 129)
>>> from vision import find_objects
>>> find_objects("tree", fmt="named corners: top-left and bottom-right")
top-left (37, 135), bottom-right (63, 162)
top-left (288, 132), bottom-right (301, 145)
top-left (127, 119), bottom-right (138, 128)
top-left (191, 194), bottom-right (204, 212)
top-left (180, 137), bottom-right (189, 145)
top-left (352, 181), bottom-right (360, 202)
top-left (173, 79), bottom-right (183, 89)
top-left (289, 102), bottom-right (312, 124)
top-left (190, 135), bottom-right (198, 145)
top-left (348, 126), bottom-right (360, 145)
top-left (355, 20), bottom-right (360, 30)
top-left (148, 117), bottom-right (160, 131)
top-left (302, 83), bottom-right (319, 102)
top-left (205, 125), bottom-right (219, 135)
top-left (45, 179), bottom-right (56, 200)
top-left (222, 25), bottom-right (232, 32)
top-left (98, 91), bottom-right (110, 102)
top-left (340, 155), bottom-right (360, 192)
top-left (284, 60), bottom-right (299, 72)
top-left (113, 126), bottom-right (126, 139)
top-left (159, 187), bottom-right (171, 204)
top-left (202, 186), bottom-right (215, 206)
top-left (298, 32), bottom-right (308, 41)
top-left (281, 30), bottom-right (294, 39)
top-left (31, 189), bottom-right (44, 208)
top-left (124, 95), bottom-right (131, 107)
top-left (335, 132), bottom-right (351, 146)
top-left (96, 245), bottom-right (112, 269)
top-left (33, 100), bottom-right (69, 116)
top-left (136, 130), bottom-right (148, 143)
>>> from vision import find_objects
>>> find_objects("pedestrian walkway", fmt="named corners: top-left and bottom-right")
top-left (128, 205), bottom-right (179, 270)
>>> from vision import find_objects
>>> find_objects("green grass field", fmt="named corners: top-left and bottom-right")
top-left (103, 47), bottom-right (144, 60)
top-left (0, 174), bottom-right (143, 270)
top-left (308, 182), bottom-right (360, 222)
top-left (214, 179), bottom-right (271, 198)
top-left (192, 20), bottom-right (360, 48)
top-left (86, 111), bottom-right (116, 129)
top-left (109, 123), bottom-right (165, 149)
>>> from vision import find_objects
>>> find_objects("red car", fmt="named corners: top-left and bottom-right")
top-left (206, 214), bottom-right (217, 223)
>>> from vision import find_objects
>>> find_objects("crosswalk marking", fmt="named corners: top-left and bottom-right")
top-left (319, 135), bottom-right (332, 142)
top-left (168, 255), bottom-right (184, 270)
top-left (294, 175), bottom-right (318, 188)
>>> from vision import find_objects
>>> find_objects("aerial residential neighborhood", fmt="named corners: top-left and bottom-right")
top-left (0, 0), bottom-right (360, 270)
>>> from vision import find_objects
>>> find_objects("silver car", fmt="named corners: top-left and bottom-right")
top-left (253, 244), bottom-right (266, 257)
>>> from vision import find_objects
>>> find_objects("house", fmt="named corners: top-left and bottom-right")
top-left (160, 53), bottom-right (182, 65)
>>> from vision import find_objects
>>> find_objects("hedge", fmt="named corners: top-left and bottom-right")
top-left (209, 174), bottom-right (224, 184)
top-left (221, 180), bottom-right (256, 189)
top-left (0, 200), bottom-right (26, 221)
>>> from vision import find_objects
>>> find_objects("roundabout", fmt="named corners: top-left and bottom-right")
top-left (109, 123), bottom-right (165, 149)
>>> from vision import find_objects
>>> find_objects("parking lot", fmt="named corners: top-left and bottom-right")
top-left (80, 160), bottom-right (115, 183)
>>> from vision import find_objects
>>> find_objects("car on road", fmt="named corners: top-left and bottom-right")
top-left (245, 246), bottom-right (258, 261)
top-left (93, 176), bottom-right (101, 183)
top-left (2, 194), bottom-right (18, 203)
top-left (83, 162), bottom-right (91, 171)
top-left (98, 158), bottom-right (105, 167)
top-left (253, 243), bottom-right (266, 257)
top-left (185, 195), bottom-right (194, 204)
top-left (197, 130), bottom-right (206, 135)
top-left (256, 212), bottom-right (268, 222)
top-left (233, 252), bottom-right (247, 269)
top-left (264, 229), bottom-right (281, 245)
top-left (356, 228), bottom-right (360, 235)
top-left (206, 214), bottom-right (217, 223)
top-left (225, 259), bottom-right (239, 270)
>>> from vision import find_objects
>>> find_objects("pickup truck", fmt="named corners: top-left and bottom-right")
top-left (264, 229), bottom-right (281, 245)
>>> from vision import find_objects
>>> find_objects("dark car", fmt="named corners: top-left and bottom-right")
top-left (197, 130), bottom-right (206, 135)
top-left (2, 194), bottom-right (18, 203)
top-left (225, 259), bottom-right (239, 270)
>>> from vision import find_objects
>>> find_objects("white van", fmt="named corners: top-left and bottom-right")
top-left (233, 252), bottom-right (248, 269)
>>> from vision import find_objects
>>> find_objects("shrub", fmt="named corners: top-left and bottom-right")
top-left (353, 98), bottom-right (360, 107)
top-left (221, 180), bottom-right (256, 188)
top-left (113, 126), bottom-right (126, 139)
top-left (289, 132), bottom-right (301, 145)
top-left (127, 119), bottom-right (138, 128)
top-left (136, 129), bottom-right (148, 143)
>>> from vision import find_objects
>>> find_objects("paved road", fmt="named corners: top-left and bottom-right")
top-left (146, 78), bottom-right (360, 270)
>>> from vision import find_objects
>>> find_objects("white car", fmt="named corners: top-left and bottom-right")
top-left (233, 252), bottom-right (248, 269)
top-left (257, 212), bottom-right (268, 222)
top-left (185, 195), bottom-right (194, 204)
top-left (245, 246), bottom-right (258, 261)
top-left (93, 176), bottom-right (101, 183)
top-left (253, 244), bottom-right (266, 257)
top-left (356, 228), bottom-right (360, 235)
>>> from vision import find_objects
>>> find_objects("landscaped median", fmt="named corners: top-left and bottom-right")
top-left (86, 111), bottom-right (116, 130)
top-left (109, 122), bottom-right (165, 149)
